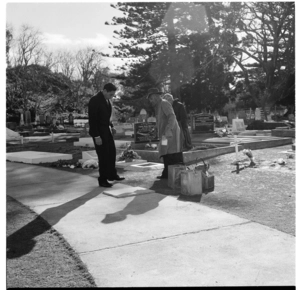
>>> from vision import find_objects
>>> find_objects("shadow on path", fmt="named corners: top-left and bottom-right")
top-left (101, 180), bottom-right (168, 224)
top-left (7, 187), bottom-right (101, 259)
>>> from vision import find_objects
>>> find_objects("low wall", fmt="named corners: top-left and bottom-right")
top-left (183, 145), bottom-right (240, 165)
top-left (246, 121), bottom-right (289, 130)
top-left (271, 129), bottom-right (295, 138)
top-left (117, 137), bottom-right (294, 165)
top-left (117, 145), bottom-right (242, 165)
top-left (241, 137), bottom-right (293, 150)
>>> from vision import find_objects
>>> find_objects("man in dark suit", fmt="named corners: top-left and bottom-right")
top-left (88, 83), bottom-right (125, 188)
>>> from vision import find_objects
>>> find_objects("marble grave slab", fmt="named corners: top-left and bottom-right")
top-left (6, 151), bottom-right (72, 164)
top-left (103, 183), bottom-right (155, 198)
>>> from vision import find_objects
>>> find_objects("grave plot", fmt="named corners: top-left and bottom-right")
top-left (6, 151), bottom-right (72, 164)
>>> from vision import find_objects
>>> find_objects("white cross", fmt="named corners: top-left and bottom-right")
top-left (233, 134), bottom-right (241, 161)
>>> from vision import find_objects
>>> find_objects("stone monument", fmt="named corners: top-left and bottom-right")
top-left (140, 109), bottom-right (147, 123)
top-left (255, 108), bottom-right (261, 120)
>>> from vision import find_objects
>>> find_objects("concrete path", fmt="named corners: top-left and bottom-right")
top-left (6, 162), bottom-right (295, 287)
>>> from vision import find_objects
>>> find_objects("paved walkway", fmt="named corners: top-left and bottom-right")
top-left (6, 162), bottom-right (295, 287)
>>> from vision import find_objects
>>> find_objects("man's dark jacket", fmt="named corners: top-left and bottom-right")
top-left (88, 91), bottom-right (114, 139)
top-left (88, 91), bottom-right (117, 181)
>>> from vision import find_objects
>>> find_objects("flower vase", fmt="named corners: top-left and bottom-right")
top-left (125, 158), bottom-right (133, 162)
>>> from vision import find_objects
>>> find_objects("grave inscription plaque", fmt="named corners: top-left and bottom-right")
top-left (134, 122), bottom-right (158, 143)
top-left (191, 113), bottom-right (214, 133)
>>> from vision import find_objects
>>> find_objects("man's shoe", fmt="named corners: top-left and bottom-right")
top-left (157, 175), bottom-right (167, 179)
top-left (98, 180), bottom-right (113, 187)
top-left (108, 175), bottom-right (125, 181)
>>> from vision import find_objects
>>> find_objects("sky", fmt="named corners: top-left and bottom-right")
top-left (5, 1), bottom-right (126, 70)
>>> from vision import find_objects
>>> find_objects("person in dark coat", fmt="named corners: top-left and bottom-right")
top-left (88, 83), bottom-right (125, 188)
top-left (163, 93), bottom-right (193, 151)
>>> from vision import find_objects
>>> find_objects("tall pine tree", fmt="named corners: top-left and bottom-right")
top-left (105, 2), bottom-right (209, 101)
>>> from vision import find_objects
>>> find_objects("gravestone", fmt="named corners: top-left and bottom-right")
top-left (147, 116), bottom-right (156, 122)
top-left (191, 113), bottom-right (214, 133)
top-left (255, 108), bottom-right (261, 120)
top-left (113, 123), bottom-right (134, 136)
top-left (232, 118), bottom-right (246, 133)
top-left (24, 110), bottom-right (31, 125)
top-left (39, 115), bottom-right (45, 124)
top-left (20, 113), bottom-right (24, 126)
top-left (134, 122), bottom-right (159, 143)
top-left (255, 107), bottom-right (268, 121)
top-left (140, 108), bottom-right (147, 123)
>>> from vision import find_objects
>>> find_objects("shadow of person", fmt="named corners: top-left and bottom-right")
top-left (101, 181), bottom-right (168, 224)
top-left (7, 187), bottom-right (101, 259)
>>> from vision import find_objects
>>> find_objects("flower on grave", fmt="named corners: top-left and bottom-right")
top-left (145, 143), bottom-right (157, 150)
top-left (116, 144), bottom-right (141, 161)
top-left (81, 159), bottom-right (98, 169)
top-left (242, 149), bottom-right (255, 166)
top-left (242, 149), bottom-right (253, 158)
top-left (277, 158), bottom-right (286, 165)
top-left (216, 127), bottom-right (228, 137)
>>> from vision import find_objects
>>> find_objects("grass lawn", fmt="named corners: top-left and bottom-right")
top-left (6, 196), bottom-right (96, 288)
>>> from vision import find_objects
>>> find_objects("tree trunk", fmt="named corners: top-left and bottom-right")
top-left (166, 5), bottom-right (181, 101)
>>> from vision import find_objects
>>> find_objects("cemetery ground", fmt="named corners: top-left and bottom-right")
top-left (37, 142), bottom-right (295, 236)
top-left (6, 142), bottom-right (295, 287)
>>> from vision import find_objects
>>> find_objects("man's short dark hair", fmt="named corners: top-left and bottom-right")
top-left (103, 83), bottom-right (117, 92)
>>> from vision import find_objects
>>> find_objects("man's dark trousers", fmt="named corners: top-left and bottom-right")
top-left (92, 131), bottom-right (117, 182)
top-left (161, 152), bottom-right (184, 177)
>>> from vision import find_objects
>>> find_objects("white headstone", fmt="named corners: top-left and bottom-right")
top-left (147, 116), bottom-right (156, 122)
top-left (255, 108), bottom-right (261, 120)
top-left (140, 109), bottom-right (147, 115)
top-left (232, 118), bottom-right (245, 133)
top-left (20, 113), bottom-right (24, 126)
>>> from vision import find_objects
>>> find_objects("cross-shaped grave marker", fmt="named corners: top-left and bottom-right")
top-left (231, 134), bottom-right (245, 174)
